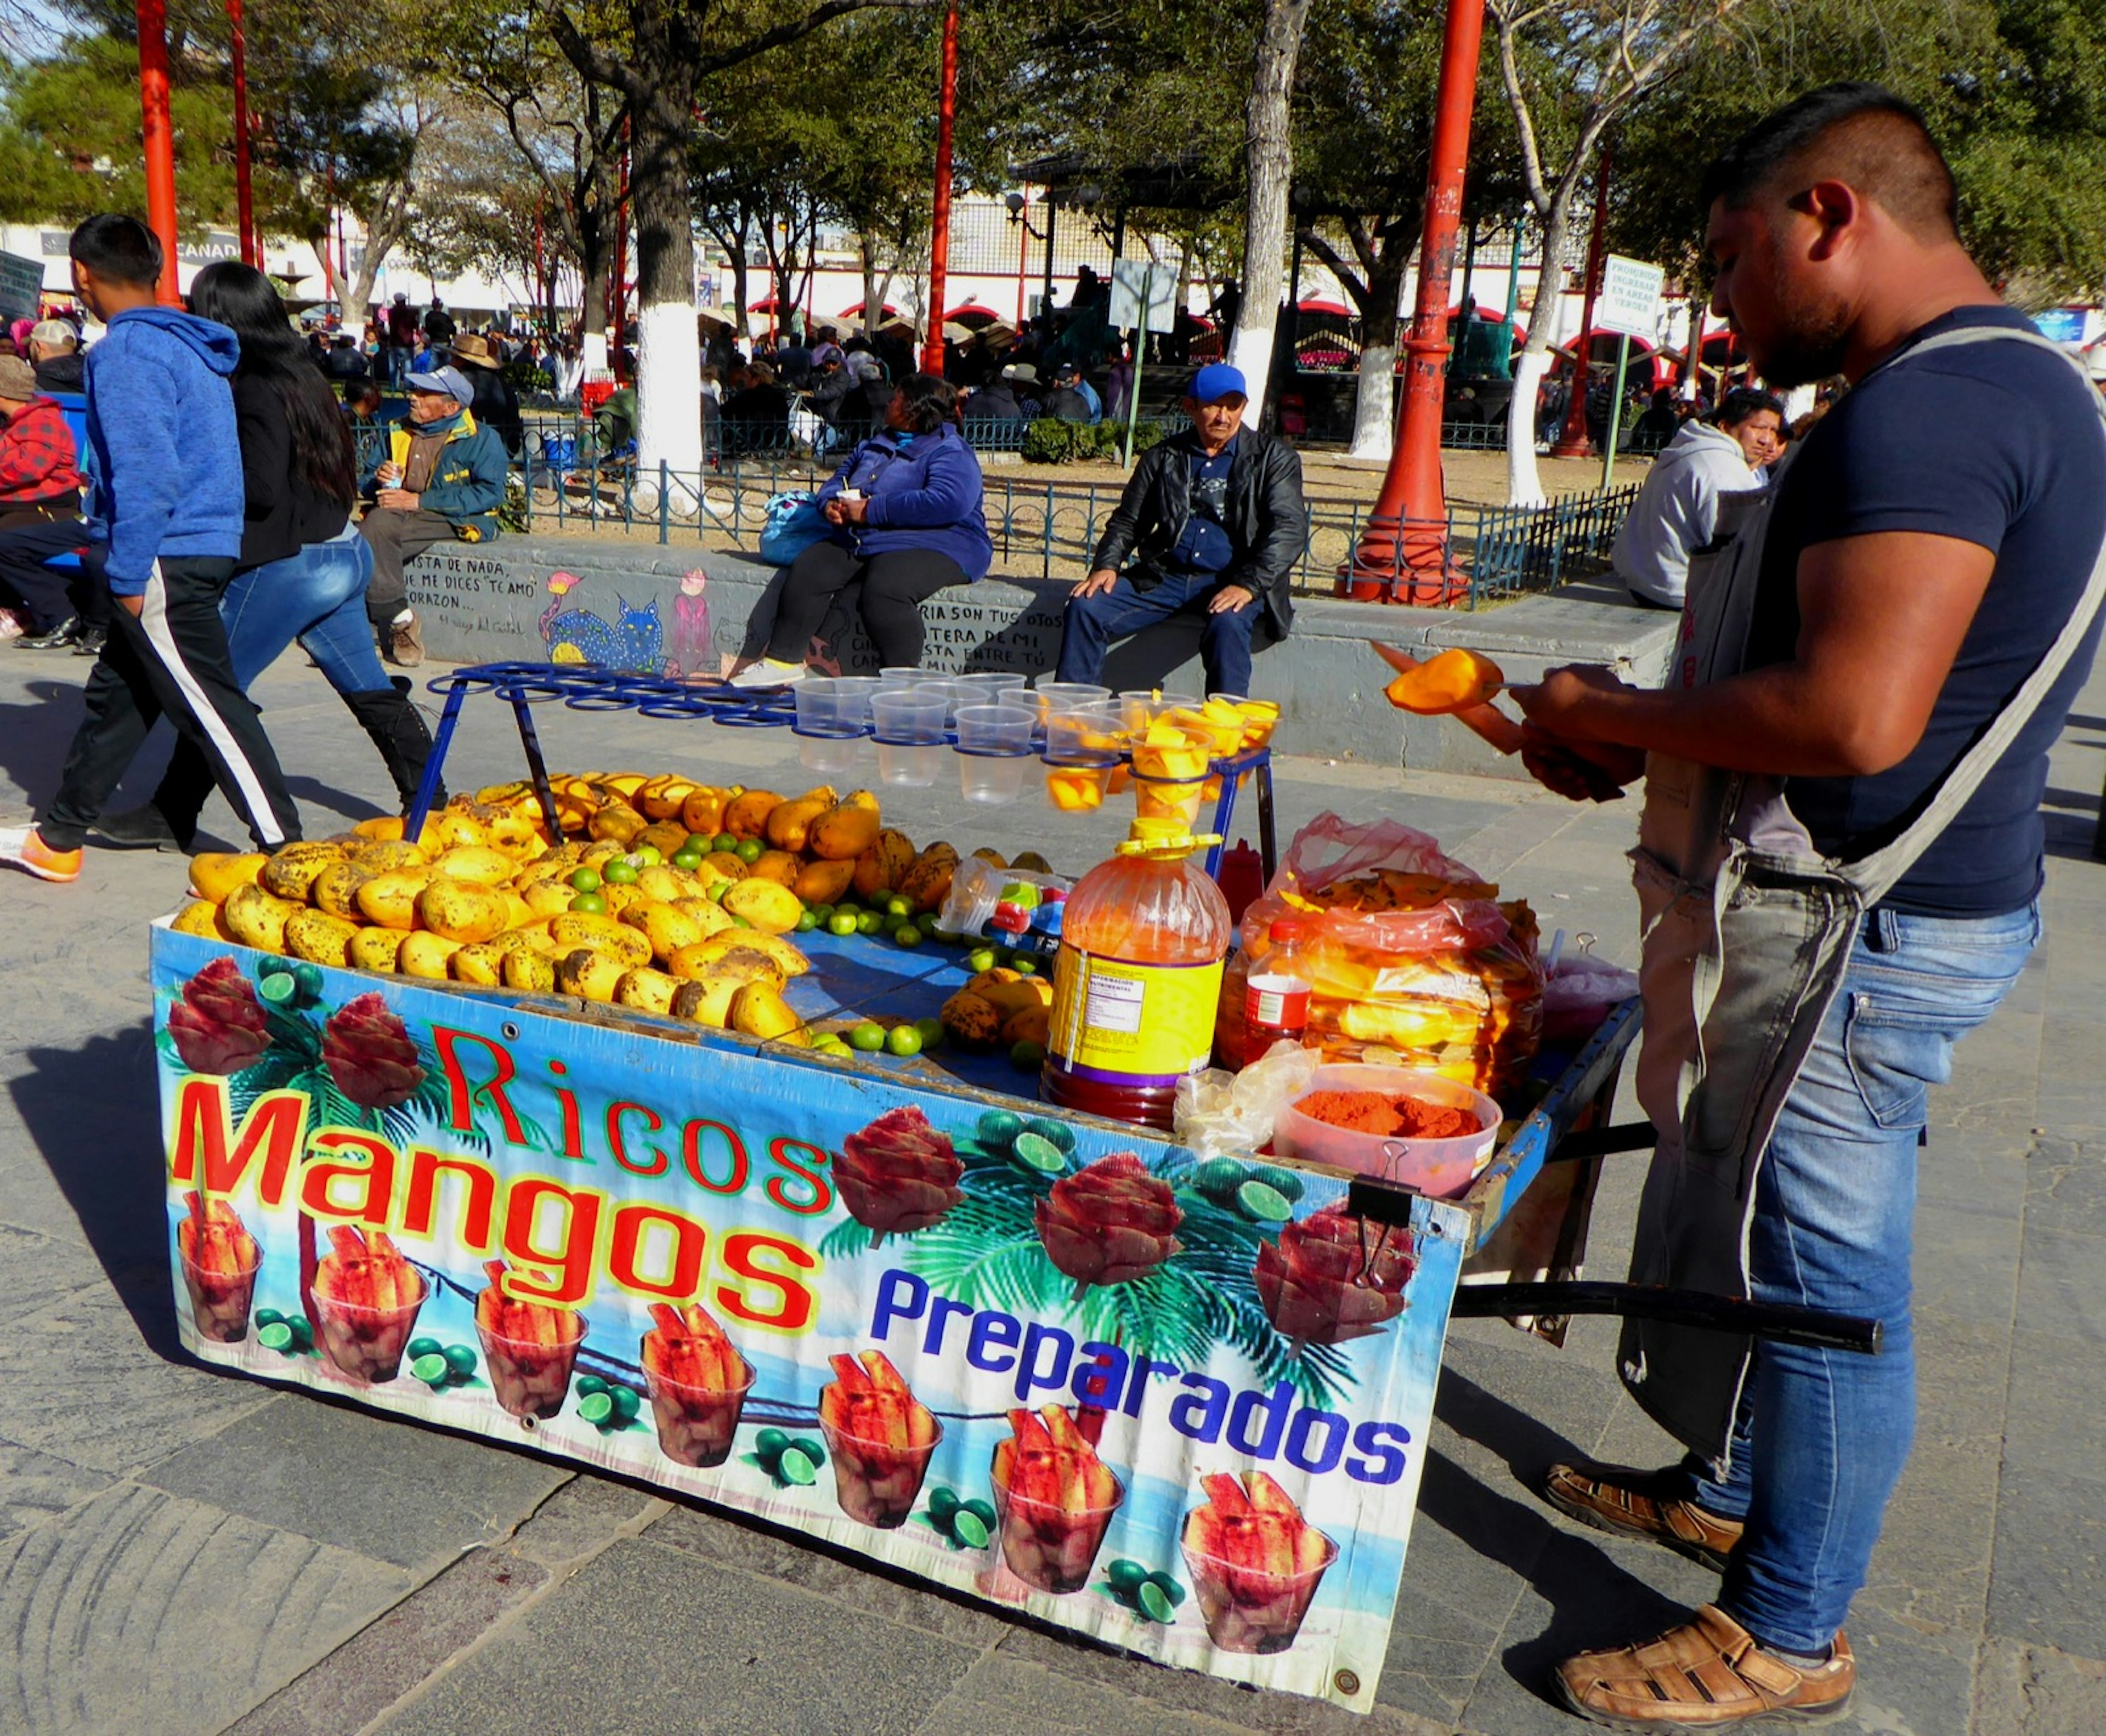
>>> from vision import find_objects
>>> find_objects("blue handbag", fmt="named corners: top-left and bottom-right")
top-left (758, 491), bottom-right (829, 565)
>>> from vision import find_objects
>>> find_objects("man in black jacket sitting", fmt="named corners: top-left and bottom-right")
top-left (1055, 364), bottom-right (1304, 696)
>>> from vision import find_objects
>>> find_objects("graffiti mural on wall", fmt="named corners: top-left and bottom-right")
top-left (537, 571), bottom-right (667, 671)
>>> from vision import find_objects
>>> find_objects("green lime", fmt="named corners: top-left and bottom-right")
top-left (950, 1509), bottom-right (990, 1550)
top-left (712, 832), bottom-right (738, 853)
top-left (1106, 1558), bottom-right (1149, 1595)
top-left (1146, 1569), bottom-right (1186, 1608)
top-left (1010, 1040), bottom-right (1046, 1071)
top-left (257, 1321), bottom-right (294, 1352)
top-left (833, 898), bottom-right (861, 914)
top-left (608, 1385), bottom-right (641, 1423)
top-left (795, 912), bottom-right (817, 933)
top-left (812, 904), bottom-right (835, 924)
top-left (885, 1024), bottom-right (923, 1057)
top-left (828, 912), bottom-right (859, 937)
top-left (929, 1487), bottom-right (960, 1523)
top-left (1010, 955), bottom-right (1038, 975)
top-left (672, 850), bottom-right (704, 872)
top-left (892, 924), bottom-right (924, 950)
top-left (735, 839), bottom-right (765, 865)
top-left (913, 1018), bottom-right (945, 1049)
top-left (569, 892), bottom-right (607, 915)
top-left (1023, 1117), bottom-right (1078, 1154)
top-left (258, 971), bottom-right (298, 1007)
top-left (792, 1436), bottom-right (826, 1467)
top-left (976, 1109), bottom-right (1025, 1148)
top-left (407, 1335), bottom-right (442, 1361)
top-left (855, 910), bottom-right (884, 935)
top-left (961, 1497), bottom-right (997, 1531)
top-left (442, 1343), bottom-right (479, 1378)
top-left (777, 1445), bottom-right (818, 1485)
top-left (577, 1391), bottom-right (614, 1425)
top-left (253, 1307), bottom-right (286, 1330)
top-left (815, 1036), bottom-right (853, 1058)
top-left (755, 1426), bottom-right (791, 1461)
top-left (633, 846), bottom-right (663, 867)
top-left (849, 1022), bottom-right (887, 1053)
top-left (707, 880), bottom-right (732, 903)
top-left (886, 895), bottom-right (914, 920)
top-left (574, 1374), bottom-right (608, 1397)
top-left (602, 858), bottom-right (639, 886)
top-left (291, 962), bottom-right (325, 1005)
top-left (1236, 1179), bottom-right (1294, 1224)
top-left (1254, 1164), bottom-right (1305, 1202)
top-left (1192, 1157), bottom-right (1250, 1198)
top-left (410, 1352), bottom-right (450, 1386)
top-left (728, 912), bottom-right (753, 929)
top-left (1010, 1131), bottom-right (1067, 1175)
top-left (967, 947), bottom-right (998, 974)
top-left (287, 1315), bottom-right (313, 1346)
top-left (683, 832), bottom-right (715, 854)
top-left (1136, 1579), bottom-right (1176, 1623)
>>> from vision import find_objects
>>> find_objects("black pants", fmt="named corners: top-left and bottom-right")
top-left (41, 557), bottom-right (301, 851)
top-left (769, 541), bottom-right (966, 669)
top-left (0, 510), bottom-right (110, 634)
top-left (359, 508), bottom-right (456, 624)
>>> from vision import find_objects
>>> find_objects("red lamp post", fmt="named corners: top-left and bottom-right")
top-left (1344, 0), bottom-right (1486, 603)
top-left (921, 0), bottom-right (960, 377)
top-left (136, 0), bottom-right (182, 304)
top-left (1550, 153), bottom-right (1612, 458)
top-left (227, 0), bottom-right (257, 268)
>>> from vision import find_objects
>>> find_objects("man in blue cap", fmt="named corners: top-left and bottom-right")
top-left (1056, 362), bottom-right (1305, 696)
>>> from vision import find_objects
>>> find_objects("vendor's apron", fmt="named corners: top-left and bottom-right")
top-left (1622, 326), bottom-right (2106, 1465)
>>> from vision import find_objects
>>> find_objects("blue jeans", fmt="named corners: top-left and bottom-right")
top-left (1673, 900), bottom-right (2040, 1653)
top-left (1056, 568), bottom-right (1258, 696)
top-left (224, 531), bottom-right (390, 693)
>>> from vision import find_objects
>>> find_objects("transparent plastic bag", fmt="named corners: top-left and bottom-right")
top-left (1174, 1041), bottom-right (1327, 1159)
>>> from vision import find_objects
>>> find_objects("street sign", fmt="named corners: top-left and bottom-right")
top-left (1109, 259), bottom-right (1177, 334)
top-left (1596, 254), bottom-right (1665, 340)
top-left (0, 252), bottom-right (44, 324)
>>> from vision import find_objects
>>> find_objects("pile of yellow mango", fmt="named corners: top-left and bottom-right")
top-left (165, 774), bottom-right (965, 1045)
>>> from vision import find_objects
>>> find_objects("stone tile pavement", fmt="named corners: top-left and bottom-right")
top-left (0, 644), bottom-right (2098, 1735)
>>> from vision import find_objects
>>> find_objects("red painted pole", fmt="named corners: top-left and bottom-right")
top-left (1344, 0), bottom-right (1485, 603)
top-left (1551, 151), bottom-right (1612, 458)
top-left (135, 0), bottom-right (181, 304)
top-left (921, 0), bottom-right (960, 376)
top-left (227, 0), bottom-right (256, 268)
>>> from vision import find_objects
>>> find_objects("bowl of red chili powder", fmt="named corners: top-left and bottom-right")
top-left (1273, 1064), bottom-right (1502, 1196)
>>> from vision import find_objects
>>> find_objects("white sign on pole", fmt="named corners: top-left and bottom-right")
top-left (1109, 259), bottom-right (1177, 333)
top-left (1597, 254), bottom-right (1665, 339)
top-left (0, 252), bottom-right (44, 324)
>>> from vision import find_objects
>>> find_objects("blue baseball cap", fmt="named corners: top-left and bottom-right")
top-left (1188, 362), bottom-right (1247, 404)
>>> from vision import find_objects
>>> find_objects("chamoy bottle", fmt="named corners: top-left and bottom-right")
top-left (1243, 918), bottom-right (1314, 1050)
top-left (1042, 819), bottom-right (1232, 1129)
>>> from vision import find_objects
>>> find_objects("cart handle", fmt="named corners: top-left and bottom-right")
top-left (1547, 1122), bottom-right (1657, 1162)
top-left (1449, 1282), bottom-right (1882, 1354)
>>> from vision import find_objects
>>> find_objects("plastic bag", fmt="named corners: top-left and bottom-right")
top-left (936, 856), bottom-right (1073, 958)
top-left (1540, 938), bottom-right (1639, 1048)
top-left (758, 491), bottom-right (829, 566)
top-left (1174, 1041), bottom-right (1327, 1159)
top-left (1219, 812), bottom-right (1543, 1090)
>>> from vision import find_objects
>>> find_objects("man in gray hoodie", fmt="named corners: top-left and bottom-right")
top-left (1612, 386), bottom-right (1785, 609)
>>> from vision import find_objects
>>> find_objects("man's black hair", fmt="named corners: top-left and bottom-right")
top-left (1717, 386), bottom-right (1786, 428)
top-left (68, 213), bottom-right (162, 287)
top-left (1699, 82), bottom-right (1957, 239)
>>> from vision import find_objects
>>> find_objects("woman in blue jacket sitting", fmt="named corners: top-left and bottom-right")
top-left (733, 374), bottom-right (991, 682)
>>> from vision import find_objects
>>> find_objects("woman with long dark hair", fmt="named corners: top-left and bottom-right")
top-left (95, 262), bottom-right (440, 849)
top-left (731, 374), bottom-right (991, 680)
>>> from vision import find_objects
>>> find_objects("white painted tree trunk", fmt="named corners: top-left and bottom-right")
top-left (1781, 382), bottom-right (1815, 422)
top-left (1227, 0), bottom-right (1312, 427)
top-left (1506, 348), bottom-right (1549, 506)
top-left (1348, 344), bottom-right (1399, 459)
top-left (581, 330), bottom-right (610, 374)
top-left (635, 297), bottom-right (702, 510)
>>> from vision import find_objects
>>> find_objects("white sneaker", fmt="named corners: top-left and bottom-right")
top-left (727, 659), bottom-right (807, 689)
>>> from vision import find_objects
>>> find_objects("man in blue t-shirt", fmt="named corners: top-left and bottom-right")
top-left (1514, 86), bottom-right (2106, 1729)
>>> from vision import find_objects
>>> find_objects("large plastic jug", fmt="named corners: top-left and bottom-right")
top-left (1041, 818), bottom-right (1232, 1129)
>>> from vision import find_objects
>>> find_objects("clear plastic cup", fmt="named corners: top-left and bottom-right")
top-left (1031, 681), bottom-right (1111, 722)
top-left (878, 742), bottom-right (945, 786)
top-left (911, 679), bottom-right (973, 725)
top-left (1118, 689), bottom-right (1203, 732)
top-left (991, 1463), bottom-right (1127, 1594)
top-left (643, 1351), bottom-right (756, 1468)
top-left (870, 689), bottom-right (947, 743)
top-left (801, 731), bottom-right (863, 776)
top-left (954, 672), bottom-right (1028, 702)
top-left (831, 677), bottom-right (881, 727)
top-left (179, 1244), bottom-right (261, 1344)
top-left (1180, 1529), bottom-right (1340, 1653)
top-left (1044, 763), bottom-right (1111, 812)
top-left (820, 1412), bottom-right (943, 1529)
top-left (955, 704), bottom-right (1037, 805)
top-left (477, 1314), bottom-right (587, 1421)
top-left (1045, 700), bottom-right (1128, 766)
top-left (1131, 765), bottom-right (1209, 826)
top-left (313, 1272), bottom-right (429, 1383)
top-left (793, 677), bottom-right (843, 733)
top-left (1214, 693), bottom-right (1282, 751)
top-left (879, 666), bottom-right (938, 689)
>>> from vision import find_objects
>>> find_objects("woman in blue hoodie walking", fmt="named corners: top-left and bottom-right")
top-left (732, 374), bottom-right (992, 682)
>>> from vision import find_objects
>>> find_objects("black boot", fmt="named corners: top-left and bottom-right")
top-left (340, 682), bottom-right (445, 813)
top-left (90, 803), bottom-right (190, 853)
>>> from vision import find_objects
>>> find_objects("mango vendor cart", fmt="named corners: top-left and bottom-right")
top-left (155, 664), bottom-right (1872, 1715)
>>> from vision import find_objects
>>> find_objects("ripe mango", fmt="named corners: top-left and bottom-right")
top-left (723, 788), bottom-right (784, 841)
top-left (169, 899), bottom-right (235, 940)
top-left (548, 910), bottom-right (653, 967)
top-left (667, 939), bottom-right (787, 990)
top-left (224, 883), bottom-right (301, 952)
top-left (721, 877), bottom-right (804, 935)
top-left (556, 947), bottom-right (626, 1002)
top-left (398, 931), bottom-right (462, 980)
top-left (670, 898), bottom-right (738, 939)
top-left (284, 908), bottom-right (359, 968)
top-left (416, 880), bottom-right (510, 944)
top-left (635, 820), bottom-right (692, 859)
top-left (793, 858), bottom-right (856, 905)
top-left (189, 851), bottom-right (270, 904)
top-left (519, 878), bottom-right (576, 918)
top-left (898, 842), bottom-right (961, 912)
top-left (345, 838), bottom-right (428, 873)
top-left (431, 845), bottom-right (518, 887)
top-left (635, 865), bottom-right (698, 904)
top-left (310, 860), bottom-right (376, 920)
top-left (670, 972), bottom-right (743, 1028)
top-left (349, 927), bottom-right (406, 973)
top-left (427, 807), bottom-right (497, 851)
top-left (356, 869), bottom-right (432, 930)
top-left (615, 967), bottom-right (686, 1017)
top-left (730, 983), bottom-right (806, 1045)
top-left (450, 940), bottom-right (509, 987)
top-left (259, 842), bottom-right (345, 901)
top-left (587, 804), bottom-right (647, 844)
top-left (637, 774), bottom-right (699, 820)
top-left (680, 786), bottom-right (732, 836)
top-left (700, 851), bottom-right (748, 883)
top-left (622, 899), bottom-right (706, 962)
top-left (852, 828), bottom-right (916, 899)
top-left (502, 949), bottom-right (557, 994)
top-left (764, 791), bottom-right (833, 853)
top-left (747, 849), bottom-right (803, 889)
top-left (808, 800), bottom-right (882, 863)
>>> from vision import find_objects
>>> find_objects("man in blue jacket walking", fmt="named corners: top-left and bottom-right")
top-left (0, 215), bottom-right (300, 880)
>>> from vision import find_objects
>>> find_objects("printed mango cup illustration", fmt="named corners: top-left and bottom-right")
top-left (475, 1260), bottom-right (587, 1421)
top-left (177, 1190), bottom-right (261, 1342)
top-left (990, 1404), bottom-right (1126, 1594)
top-left (312, 1226), bottom-right (428, 1383)
top-left (1180, 1470), bottom-right (1339, 1654)
top-left (640, 1302), bottom-right (755, 1467)
top-left (818, 1349), bottom-right (941, 1528)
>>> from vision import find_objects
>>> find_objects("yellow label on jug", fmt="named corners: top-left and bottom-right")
top-left (1048, 944), bottom-right (1224, 1087)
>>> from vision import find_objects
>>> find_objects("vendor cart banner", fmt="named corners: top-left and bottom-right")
top-left (154, 926), bottom-right (1464, 1712)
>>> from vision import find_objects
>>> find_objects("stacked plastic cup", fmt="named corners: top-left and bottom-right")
top-left (1043, 699), bottom-right (1126, 813)
top-left (794, 678), bottom-right (862, 776)
top-left (870, 688), bottom-right (949, 787)
top-left (953, 704), bottom-right (1038, 805)
top-left (1031, 680), bottom-right (1111, 724)
top-left (954, 672), bottom-right (1029, 706)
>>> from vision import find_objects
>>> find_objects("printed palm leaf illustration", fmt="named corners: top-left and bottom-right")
top-left (820, 1124), bottom-right (1357, 1410)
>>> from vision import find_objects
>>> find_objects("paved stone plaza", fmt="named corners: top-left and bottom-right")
top-left (0, 641), bottom-right (2098, 1736)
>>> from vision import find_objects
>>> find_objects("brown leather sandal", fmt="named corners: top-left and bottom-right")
top-left (1542, 1459), bottom-right (1746, 1572)
top-left (1556, 1605), bottom-right (1855, 1731)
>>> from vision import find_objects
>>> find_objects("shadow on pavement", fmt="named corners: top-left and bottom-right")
top-left (8, 1019), bottom-right (184, 1358)
top-left (0, 676), bottom-right (88, 810)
